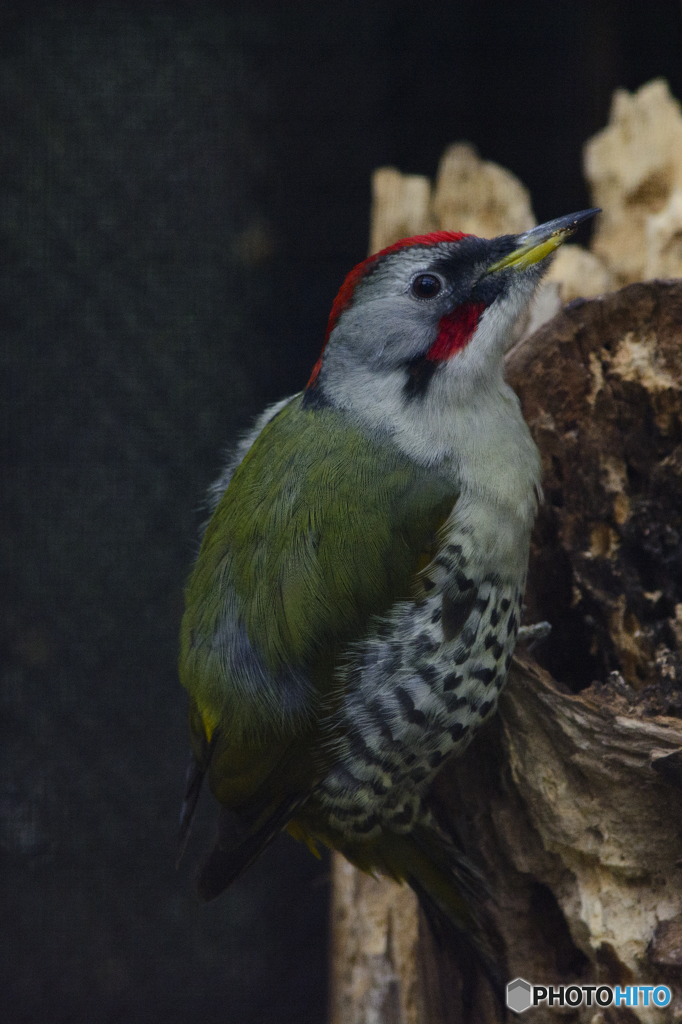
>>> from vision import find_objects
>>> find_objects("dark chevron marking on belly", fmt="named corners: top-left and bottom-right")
top-left (315, 567), bottom-right (525, 839)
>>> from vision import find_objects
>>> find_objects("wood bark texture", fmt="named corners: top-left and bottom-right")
top-left (330, 282), bottom-right (682, 1024)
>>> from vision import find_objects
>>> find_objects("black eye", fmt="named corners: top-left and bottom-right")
top-left (411, 273), bottom-right (442, 299)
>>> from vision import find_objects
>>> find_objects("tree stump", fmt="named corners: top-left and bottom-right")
top-left (330, 281), bottom-right (682, 1024)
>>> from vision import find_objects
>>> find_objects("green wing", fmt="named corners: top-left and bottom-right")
top-left (179, 394), bottom-right (458, 808)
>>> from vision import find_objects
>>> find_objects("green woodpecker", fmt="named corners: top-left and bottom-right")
top-left (178, 209), bottom-right (599, 989)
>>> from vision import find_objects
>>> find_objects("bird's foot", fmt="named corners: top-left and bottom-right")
top-left (517, 621), bottom-right (551, 646)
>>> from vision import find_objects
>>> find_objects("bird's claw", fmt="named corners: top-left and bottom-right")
top-left (517, 621), bottom-right (551, 645)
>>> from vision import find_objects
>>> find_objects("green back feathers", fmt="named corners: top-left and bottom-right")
top-left (181, 395), bottom-right (458, 734)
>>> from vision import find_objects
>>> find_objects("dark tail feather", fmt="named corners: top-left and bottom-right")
top-left (384, 823), bottom-right (506, 1020)
top-left (197, 793), bottom-right (305, 901)
top-left (410, 875), bottom-right (506, 1021)
top-left (176, 751), bottom-right (208, 868)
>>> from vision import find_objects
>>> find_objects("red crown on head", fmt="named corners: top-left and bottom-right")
top-left (307, 231), bottom-right (471, 388)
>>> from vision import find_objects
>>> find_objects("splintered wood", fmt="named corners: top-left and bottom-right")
top-left (330, 859), bottom-right (424, 1024)
top-left (330, 79), bottom-right (682, 1024)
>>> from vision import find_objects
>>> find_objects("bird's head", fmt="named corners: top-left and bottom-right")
top-left (306, 210), bottom-right (600, 413)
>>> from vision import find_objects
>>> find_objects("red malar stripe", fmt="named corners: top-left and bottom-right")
top-left (426, 301), bottom-right (486, 362)
top-left (306, 231), bottom-right (471, 387)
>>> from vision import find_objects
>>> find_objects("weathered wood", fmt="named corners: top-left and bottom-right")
top-left (585, 79), bottom-right (682, 285)
top-left (330, 858), bottom-right (423, 1024)
top-left (332, 87), bottom-right (682, 1017)
top-left (330, 283), bottom-right (682, 1023)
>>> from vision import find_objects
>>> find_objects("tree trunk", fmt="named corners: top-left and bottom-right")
top-left (330, 281), bottom-right (682, 1024)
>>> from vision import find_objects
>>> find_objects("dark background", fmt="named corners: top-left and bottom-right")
top-left (2, 3), bottom-right (682, 1022)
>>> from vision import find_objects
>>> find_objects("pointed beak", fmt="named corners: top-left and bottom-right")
top-left (486, 208), bottom-right (601, 274)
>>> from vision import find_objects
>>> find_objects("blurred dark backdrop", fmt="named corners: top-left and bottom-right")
top-left (2, 3), bottom-right (682, 1022)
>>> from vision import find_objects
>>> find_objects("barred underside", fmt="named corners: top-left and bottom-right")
top-left (314, 524), bottom-right (526, 840)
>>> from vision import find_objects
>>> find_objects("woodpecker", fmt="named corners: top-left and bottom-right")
top-left (178, 209), bottom-right (599, 993)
